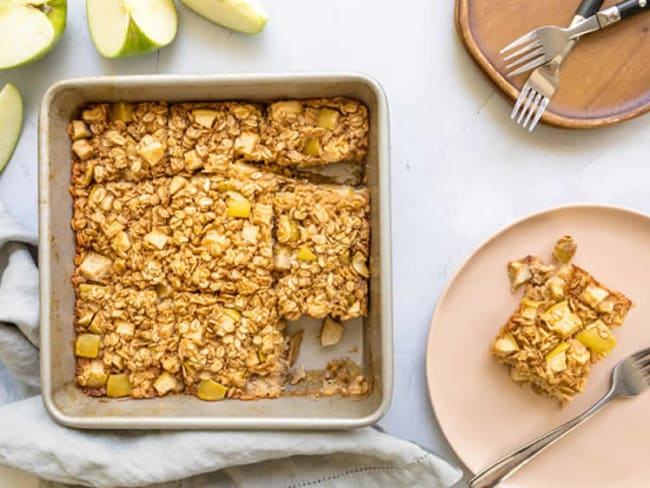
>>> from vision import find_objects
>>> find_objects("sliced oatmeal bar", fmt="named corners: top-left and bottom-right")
top-left (71, 165), bottom-right (279, 295)
top-left (74, 284), bottom-right (287, 400)
top-left (173, 290), bottom-right (288, 400)
top-left (167, 102), bottom-right (270, 173)
top-left (74, 284), bottom-right (184, 399)
top-left (69, 102), bottom-right (171, 185)
top-left (491, 237), bottom-right (633, 405)
top-left (261, 98), bottom-right (369, 168)
top-left (273, 184), bottom-right (370, 321)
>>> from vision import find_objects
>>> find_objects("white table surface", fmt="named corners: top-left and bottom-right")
top-left (2, 0), bottom-right (649, 485)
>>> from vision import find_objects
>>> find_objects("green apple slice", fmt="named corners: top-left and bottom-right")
top-left (0, 84), bottom-right (23, 175)
top-left (180, 0), bottom-right (268, 34)
top-left (0, 0), bottom-right (67, 70)
top-left (86, 0), bottom-right (178, 58)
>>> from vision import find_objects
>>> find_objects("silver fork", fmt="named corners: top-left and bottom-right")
top-left (511, 0), bottom-right (605, 131)
top-left (501, 0), bottom-right (650, 77)
top-left (469, 346), bottom-right (650, 488)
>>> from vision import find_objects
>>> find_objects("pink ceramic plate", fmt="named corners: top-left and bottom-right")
top-left (426, 205), bottom-right (650, 488)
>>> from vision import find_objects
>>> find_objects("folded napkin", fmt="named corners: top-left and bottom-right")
top-left (0, 201), bottom-right (462, 488)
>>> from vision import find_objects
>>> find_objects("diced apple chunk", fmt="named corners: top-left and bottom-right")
top-left (304, 138), bottom-right (321, 156)
top-left (352, 252), bottom-right (370, 278)
top-left (70, 120), bottom-right (91, 141)
top-left (553, 235), bottom-right (577, 264)
top-left (197, 379), bottom-right (227, 401)
top-left (547, 276), bottom-right (566, 299)
top-left (234, 132), bottom-right (259, 156)
top-left (75, 334), bottom-right (101, 358)
top-left (79, 252), bottom-right (112, 281)
top-left (493, 334), bottom-right (519, 354)
top-left (540, 300), bottom-right (582, 337)
top-left (138, 137), bottom-right (165, 166)
top-left (72, 139), bottom-right (94, 160)
top-left (241, 223), bottom-right (259, 243)
top-left (277, 216), bottom-right (300, 243)
top-left (545, 342), bottom-right (569, 373)
top-left (202, 230), bottom-right (228, 254)
top-left (320, 316), bottom-right (344, 347)
top-left (115, 321), bottom-right (134, 336)
top-left (519, 299), bottom-right (540, 321)
top-left (110, 102), bottom-right (133, 122)
top-left (144, 229), bottom-right (169, 250)
top-left (226, 191), bottom-right (251, 218)
top-left (274, 246), bottom-right (292, 270)
top-left (85, 360), bottom-right (108, 388)
top-left (507, 259), bottom-right (532, 291)
top-left (87, 317), bottom-right (103, 334)
top-left (289, 330), bottom-right (303, 366)
top-left (78, 312), bottom-right (95, 327)
top-left (192, 109), bottom-right (218, 128)
top-left (105, 221), bottom-right (124, 237)
top-left (580, 285), bottom-right (609, 308)
top-left (317, 108), bottom-right (340, 130)
top-left (156, 283), bottom-right (174, 300)
top-left (78, 283), bottom-right (106, 301)
top-left (568, 339), bottom-right (591, 365)
top-left (273, 101), bottom-right (302, 115)
top-left (153, 372), bottom-right (177, 396)
top-left (82, 161), bottom-right (95, 186)
top-left (297, 245), bottom-right (317, 262)
top-left (112, 231), bottom-right (131, 257)
top-left (576, 320), bottom-right (617, 355)
top-left (106, 374), bottom-right (132, 398)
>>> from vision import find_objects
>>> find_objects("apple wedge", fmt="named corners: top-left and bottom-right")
top-left (0, 0), bottom-right (67, 70)
top-left (0, 84), bottom-right (23, 175)
top-left (180, 0), bottom-right (268, 34)
top-left (86, 0), bottom-right (178, 58)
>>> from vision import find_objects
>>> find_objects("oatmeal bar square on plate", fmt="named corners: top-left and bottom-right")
top-left (492, 244), bottom-right (633, 405)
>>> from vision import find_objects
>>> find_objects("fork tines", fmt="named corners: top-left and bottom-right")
top-left (510, 84), bottom-right (549, 131)
top-left (500, 33), bottom-right (548, 77)
top-left (632, 347), bottom-right (650, 375)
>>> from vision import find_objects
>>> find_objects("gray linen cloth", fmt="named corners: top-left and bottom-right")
top-left (0, 201), bottom-right (462, 488)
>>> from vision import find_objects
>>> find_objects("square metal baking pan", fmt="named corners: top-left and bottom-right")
top-left (39, 73), bottom-right (392, 430)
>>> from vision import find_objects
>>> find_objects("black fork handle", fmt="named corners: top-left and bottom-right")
top-left (616, 0), bottom-right (650, 19)
top-left (576, 0), bottom-right (606, 19)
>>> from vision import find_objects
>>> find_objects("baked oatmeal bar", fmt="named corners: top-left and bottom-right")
top-left (261, 98), bottom-right (369, 167)
top-left (273, 184), bottom-right (370, 320)
top-left (74, 284), bottom-right (183, 399)
top-left (69, 102), bottom-right (171, 184)
top-left (74, 284), bottom-right (288, 400)
top-left (71, 164), bottom-right (278, 295)
top-left (69, 102), bottom-right (271, 187)
top-left (173, 289), bottom-right (288, 400)
top-left (491, 237), bottom-right (633, 405)
top-left (167, 102), bottom-right (270, 172)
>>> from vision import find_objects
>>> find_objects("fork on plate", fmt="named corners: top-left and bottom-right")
top-left (469, 346), bottom-right (650, 488)
top-left (502, 0), bottom-right (650, 78)
top-left (510, 0), bottom-right (605, 131)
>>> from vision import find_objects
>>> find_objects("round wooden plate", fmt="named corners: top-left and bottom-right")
top-left (426, 205), bottom-right (650, 488)
top-left (456, 0), bottom-right (650, 129)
